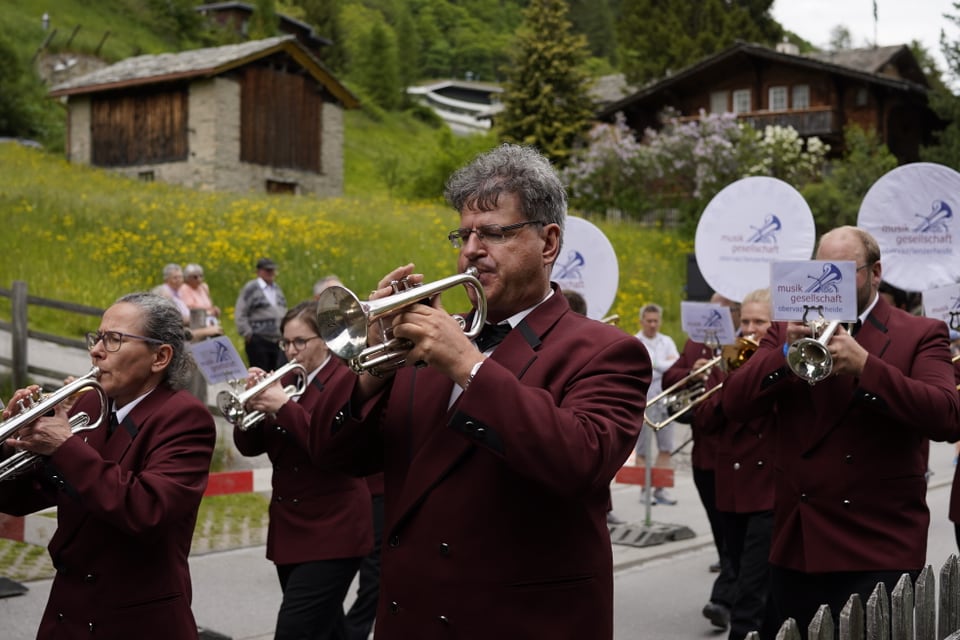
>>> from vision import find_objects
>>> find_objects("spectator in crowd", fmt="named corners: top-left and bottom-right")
top-left (180, 263), bottom-right (221, 323)
top-left (0, 292), bottom-right (216, 639)
top-left (723, 226), bottom-right (960, 631)
top-left (153, 263), bottom-right (191, 325)
top-left (635, 302), bottom-right (680, 505)
top-left (694, 288), bottom-right (776, 640)
top-left (235, 300), bottom-right (373, 640)
top-left (308, 143), bottom-right (650, 639)
top-left (235, 257), bottom-right (287, 370)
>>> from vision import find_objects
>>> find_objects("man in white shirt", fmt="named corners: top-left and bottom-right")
top-left (635, 303), bottom-right (680, 504)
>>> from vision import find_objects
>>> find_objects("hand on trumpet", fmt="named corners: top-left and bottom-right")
top-left (243, 367), bottom-right (290, 415)
top-left (785, 321), bottom-right (867, 378)
top-left (2, 386), bottom-right (73, 456)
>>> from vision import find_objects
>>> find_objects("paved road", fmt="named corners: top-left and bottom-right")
top-left (2, 438), bottom-right (957, 639)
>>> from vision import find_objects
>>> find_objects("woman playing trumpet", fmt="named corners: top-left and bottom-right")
top-left (233, 300), bottom-right (373, 640)
top-left (0, 292), bottom-right (216, 640)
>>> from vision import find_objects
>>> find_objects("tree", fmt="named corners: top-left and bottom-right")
top-left (300, 0), bottom-right (347, 73)
top-left (921, 2), bottom-right (960, 168)
top-left (803, 125), bottom-right (898, 234)
top-left (616, 0), bottom-right (782, 85)
top-left (248, 0), bottom-right (279, 40)
top-left (828, 25), bottom-right (853, 51)
top-left (497, 0), bottom-right (595, 165)
top-left (0, 32), bottom-right (58, 143)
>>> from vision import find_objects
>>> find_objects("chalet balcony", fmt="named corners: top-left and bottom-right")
top-left (678, 106), bottom-right (840, 138)
top-left (739, 106), bottom-right (839, 137)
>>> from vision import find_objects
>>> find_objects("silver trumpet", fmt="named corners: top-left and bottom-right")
top-left (316, 267), bottom-right (487, 376)
top-left (786, 306), bottom-right (842, 385)
top-left (0, 367), bottom-right (107, 482)
top-left (217, 360), bottom-right (308, 430)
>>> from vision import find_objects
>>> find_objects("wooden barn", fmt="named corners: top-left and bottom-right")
top-left (48, 35), bottom-right (359, 196)
top-left (598, 41), bottom-right (937, 164)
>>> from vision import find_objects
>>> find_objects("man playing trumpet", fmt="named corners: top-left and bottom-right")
top-left (0, 292), bottom-right (216, 640)
top-left (722, 226), bottom-right (960, 633)
top-left (310, 144), bottom-right (651, 639)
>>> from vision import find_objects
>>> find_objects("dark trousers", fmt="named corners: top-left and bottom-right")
top-left (344, 494), bottom-right (384, 640)
top-left (720, 510), bottom-right (774, 640)
top-left (246, 334), bottom-right (287, 371)
top-left (769, 565), bottom-right (919, 634)
top-left (275, 557), bottom-right (363, 640)
top-left (694, 466), bottom-right (737, 607)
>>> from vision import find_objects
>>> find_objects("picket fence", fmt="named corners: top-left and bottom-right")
top-left (747, 554), bottom-right (960, 640)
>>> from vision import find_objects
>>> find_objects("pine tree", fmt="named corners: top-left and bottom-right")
top-left (300, 0), bottom-right (347, 73)
top-left (921, 1), bottom-right (960, 169)
top-left (617, 0), bottom-right (782, 85)
top-left (248, 0), bottom-right (278, 40)
top-left (497, 0), bottom-right (595, 165)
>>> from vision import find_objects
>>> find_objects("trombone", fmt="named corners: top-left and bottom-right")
top-left (217, 360), bottom-right (309, 431)
top-left (643, 336), bottom-right (758, 431)
top-left (0, 367), bottom-right (107, 482)
top-left (317, 267), bottom-right (487, 376)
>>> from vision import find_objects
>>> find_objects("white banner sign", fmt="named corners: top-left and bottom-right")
top-left (770, 260), bottom-right (858, 322)
top-left (695, 176), bottom-right (816, 302)
top-left (922, 282), bottom-right (960, 331)
top-left (551, 216), bottom-right (619, 320)
top-left (189, 336), bottom-right (248, 384)
top-left (857, 162), bottom-right (960, 292)
top-left (680, 301), bottom-right (736, 344)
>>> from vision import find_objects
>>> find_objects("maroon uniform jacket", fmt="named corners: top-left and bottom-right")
top-left (233, 356), bottom-right (373, 565)
top-left (0, 386), bottom-right (215, 639)
top-left (309, 288), bottom-right (651, 640)
top-left (663, 339), bottom-right (719, 470)
top-left (723, 296), bottom-right (960, 573)
top-left (694, 365), bottom-right (776, 514)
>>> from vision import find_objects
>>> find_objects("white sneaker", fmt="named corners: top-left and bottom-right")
top-left (653, 488), bottom-right (677, 505)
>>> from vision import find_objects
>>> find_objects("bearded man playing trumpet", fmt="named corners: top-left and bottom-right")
top-left (310, 144), bottom-right (650, 639)
top-left (0, 292), bottom-right (215, 640)
top-left (722, 226), bottom-right (960, 633)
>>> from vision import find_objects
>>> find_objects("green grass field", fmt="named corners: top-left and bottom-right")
top-left (0, 108), bottom-right (691, 573)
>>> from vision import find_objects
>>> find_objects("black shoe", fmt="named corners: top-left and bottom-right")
top-left (709, 561), bottom-right (721, 573)
top-left (702, 602), bottom-right (730, 630)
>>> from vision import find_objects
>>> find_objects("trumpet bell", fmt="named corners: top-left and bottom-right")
top-left (786, 320), bottom-right (840, 385)
top-left (317, 268), bottom-right (486, 375)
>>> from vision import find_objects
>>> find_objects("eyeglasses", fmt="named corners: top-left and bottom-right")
top-left (855, 263), bottom-right (873, 272)
top-left (278, 336), bottom-right (321, 350)
top-left (187, 273), bottom-right (204, 279)
top-left (86, 330), bottom-right (165, 352)
top-left (447, 221), bottom-right (543, 249)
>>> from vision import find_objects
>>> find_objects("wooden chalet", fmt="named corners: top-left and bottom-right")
top-left (597, 41), bottom-right (936, 163)
top-left (195, 1), bottom-right (333, 60)
top-left (48, 35), bottom-right (359, 196)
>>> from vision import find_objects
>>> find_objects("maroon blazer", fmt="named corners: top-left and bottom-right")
top-left (694, 365), bottom-right (776, 514)
top-left (949, 358), bottom-right (960, 524)
top-left (723, 296), bottom-right (960, 573)
top-left (663, 339), bottom-right (719, 470)
top-left (233, 356), bottom-right (373, 565)
top-left (310, 288), bottom-right (650, 640)
top-left (0, 386), bottom-right (215, 640)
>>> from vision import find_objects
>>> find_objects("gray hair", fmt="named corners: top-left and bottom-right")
top-left (183, 263), bottom-right (204, 277)
top-left (640, 303), bottom-right (663, 317)
top-left (162, 263), bottom-right (182, 279)
top-left (312, 274), bottom-right (343, 298)
top-left (444, 143), bottom-right (567, 241)
top-left (115, 292), bottom-right (195, 390)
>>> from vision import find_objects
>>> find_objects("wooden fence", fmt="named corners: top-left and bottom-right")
top-left (747, 555), bottom-right (960, 640)
top-left (0, 280), bottom-right (103, 388)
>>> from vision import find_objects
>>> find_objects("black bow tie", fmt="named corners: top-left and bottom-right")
top-left (108, 412), bottom-right (119, 437)
top-left (475, 323), bottom-right (511, 353)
